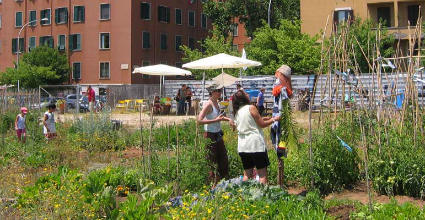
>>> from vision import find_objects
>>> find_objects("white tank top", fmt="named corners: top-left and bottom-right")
top-left (235, 105), bottom-right (266, 153)
top-left (204, 101), bottom-right (222, 133)
top-left (17, 114), bottom-right (26, 129)
top-left (44, 111), bottom-right (56, 134)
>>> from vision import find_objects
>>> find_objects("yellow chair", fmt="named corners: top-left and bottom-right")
top-left (124, 99), bottom-right (135, 112)
top-left (115, 100), bottom-right (126, 113)
top-left (134, 99), bottom-right (148, 112)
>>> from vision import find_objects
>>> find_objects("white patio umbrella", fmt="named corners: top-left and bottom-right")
top-left (132, 64), bottom-right (192, 96)
top-left (183, 53), bottom-right (261, 99)
top-left (212, 72), bottom-right (241, 88)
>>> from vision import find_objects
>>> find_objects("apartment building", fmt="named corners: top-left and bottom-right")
top-left (0, 0), bottom-right (211, 85)
top-left (301, 0), bottom-right (424, 54)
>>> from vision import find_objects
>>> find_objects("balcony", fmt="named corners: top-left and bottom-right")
top-left (368, 1), bottom-right (424, 40)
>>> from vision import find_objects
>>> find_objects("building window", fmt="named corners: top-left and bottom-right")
top-left (142, 32), bottom-right (150, 49)
top-left (15, 12), bottom-right (23, 27)
top-left (141, 2), bottom-right (150, 20)
top-left (160, 34), bottom-right (167, 50)
top-left (12, 38), bottom-right (24, 54)
top-left (158, 6), bottom-right (170, 23)
top-left (72, 62), bottom-right (81, 79)
top-left (175, 35), bottom-right (182, 52)
top-left (55, 7), bottom-right (68, 24)
top-left (188, 11), bottom-right (195, 27)
top-left (29, 11), bottom-right (36, 26)
top-left (69, 34), bottom-right (81, 51)
top-left (100, 33), bottom-right (110, 49)
top-left (74, 6), bottom-right (85, 22)
top-left (160, 61), bottom-right (167, 65)
top-left (232, 24), bottom-right (238, 36)
top-left (188, 37), bottom-right (195, 50)
top-left (58, 35), bottom-right (66, 51)
top-left (175, 8), bottom-right (182, 25)
top-left (100, 4), bottom-right (110, 20)
top-left (39, 36), bottom-right (54, 48)
top-left (100, 62), bottom-right (110, 79)
top-left (377, 7), bottom-right (391, 27)
top-left (41, 9), bottom-right (51, 25)
top-left (408, 5), bottom-right (420, 26)
top-left (28, 36), bottom-right (36, 52)
top-left (0, 13), bottom-right (2, 29)
top-left (232, 44), bottom-right (238, 51)
top-left (201, 13), bottom-right (207, 29)
top-left (142, 61), bottom-right (150, 78)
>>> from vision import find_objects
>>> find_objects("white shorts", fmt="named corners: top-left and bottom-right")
top-left (89, 102), bottom-right (94, 112)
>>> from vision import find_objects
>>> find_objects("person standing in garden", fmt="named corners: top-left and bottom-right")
top-left (176, 84), bottom-right (187, 115)
top-left (198, 86), bottom-right (235, 187)
top-left (15, 107), bottom-right (28, 143)
top-left (43, 104), bottom-right (57, 141)
top-left (185, 86), bottom-right (193, 113)
top-left (256, 88), bottom-right (266, 116)
top-left (87, 86), bottom-right (96, 113)
top-left (232, 90), bottom-right (280, 184)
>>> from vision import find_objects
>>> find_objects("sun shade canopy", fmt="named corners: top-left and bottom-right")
top-left (132, 64), bottom-right (192, 76)
top-left (182, 53), bottom-right (261, 70)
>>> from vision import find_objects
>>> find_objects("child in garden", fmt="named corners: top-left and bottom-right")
top-left (43, 104), bottom-right (57, 141)
top-left (154, 96), bottom-right (162, 114)
top-left (15, 107), bottom-right (28, 143)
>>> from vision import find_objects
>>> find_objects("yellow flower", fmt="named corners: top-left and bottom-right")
top-left (222, 195), bottom-right (229, 200)
top-left (265, 205), bottom-right (269, 208)
top-left (185, 190), bottom-right (189, 193)
top-left (207, 209), bottom-right (212, 214)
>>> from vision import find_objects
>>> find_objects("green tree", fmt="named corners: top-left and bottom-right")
top-left (346, 18), bottom-right (395, 73)
top-left (246, 20), bottom-right (321, 75)
top-left (0, 46), bottom-right (71, 88)
top-left (203, 0), bottom-right (300, 39)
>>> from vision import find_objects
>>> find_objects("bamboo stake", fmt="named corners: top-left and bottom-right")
top-left (176, 123), bottom-right (180, 195)
top-left (167, 123), bottom-right (171, 182)
top-left (147, 105), bottom-right (154, 180)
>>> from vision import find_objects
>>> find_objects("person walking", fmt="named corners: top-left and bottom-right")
top-left (198, 86), bottom-right (235, 187)
top-left (43, 104), bottom-right (57, 141)
top-left (256, 88), bottom-right (266, 116)
top-left (232, 90), bottom-right (280, 184)
top-left (176, 84), bottom-right (187, 115)
top-left (15, 107), bottom-right (28, 143)
top-left (87, 86), bottom-right (96, 113)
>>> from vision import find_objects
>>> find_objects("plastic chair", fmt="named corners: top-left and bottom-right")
top-left (115, 100), bottom-right (126, 113)
top-left (124, 99), bottom-right (135, 112)
top-left (134, 99), bottom-right (147, 112)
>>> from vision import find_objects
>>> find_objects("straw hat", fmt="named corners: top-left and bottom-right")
top-left (277, 65), bottom-right (291, 78)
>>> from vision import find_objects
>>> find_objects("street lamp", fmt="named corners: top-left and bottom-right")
top-left (16, 18), bottom-right (49, 68)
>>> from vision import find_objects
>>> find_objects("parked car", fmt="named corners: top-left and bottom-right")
top-left (78, 95), bottom-right (107, 112)
top-left (31, 97), bottom-right (64, 109)
top-left (65, 94), bottom-right (78, 108)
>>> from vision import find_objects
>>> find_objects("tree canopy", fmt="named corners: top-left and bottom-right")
top-left (0, 46), bottom-right (71, 88)
top-left (203, 0), bottom-right (300, 39)
top-left (246, 20), bottom-right (321, 75)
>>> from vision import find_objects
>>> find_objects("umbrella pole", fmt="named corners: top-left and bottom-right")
top-left (202, 72), bottom-right (205, 101)
top-left (160, 75), bottom-right (162, 97)
top-left (222, 66), bottom-right (224, 99)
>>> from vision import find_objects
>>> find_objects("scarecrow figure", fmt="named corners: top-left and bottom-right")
top-left (271, 65), bottom-right (298, 188)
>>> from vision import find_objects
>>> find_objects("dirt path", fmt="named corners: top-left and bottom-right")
top-left (288, 182), bottom-right (425, 207)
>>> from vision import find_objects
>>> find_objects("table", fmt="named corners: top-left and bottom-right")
top-left (251, 100), bottom-right (274, 115)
